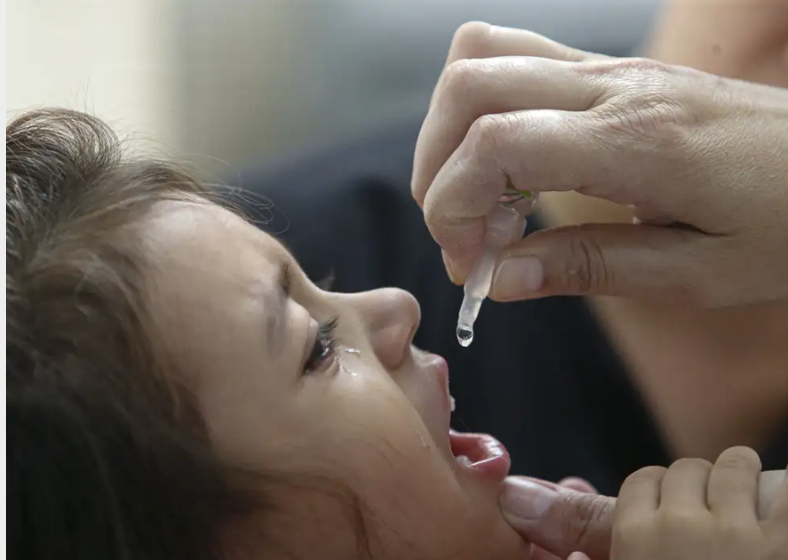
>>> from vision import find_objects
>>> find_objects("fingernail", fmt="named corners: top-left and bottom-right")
top-left (500, 477), bottom-right (558, 520)
top-left (493, 256), bottom-right (544, 299)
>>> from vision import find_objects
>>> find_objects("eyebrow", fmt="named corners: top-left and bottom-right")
top-left (266, 259), bottom-right (291, 349)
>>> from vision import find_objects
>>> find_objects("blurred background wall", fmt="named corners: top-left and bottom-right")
top-left (7, 0), bottom-right (660, 172)
top-left (7, 0), bottom-right (178, 147)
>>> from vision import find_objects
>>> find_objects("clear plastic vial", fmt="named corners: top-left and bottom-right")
top-left (455, 188), bottom-right (535, 347)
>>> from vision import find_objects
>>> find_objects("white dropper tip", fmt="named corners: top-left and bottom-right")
top-left (456, 205), bottom-right (522, 347)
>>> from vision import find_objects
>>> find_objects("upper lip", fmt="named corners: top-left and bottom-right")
top-left (414, 348), bottom-right (451, 403)
top-left (412, 348), bottom-right (512, 480)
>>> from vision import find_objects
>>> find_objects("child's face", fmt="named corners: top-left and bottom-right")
top-left (142, 201), bottom-right (529, 559)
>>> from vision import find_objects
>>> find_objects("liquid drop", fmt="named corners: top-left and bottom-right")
top-left (456, 326), bottom-right (474, 348)
top-left (344, 348), bottom-right (361, 356)
top-left (339, 364), bottom-right (359, 377)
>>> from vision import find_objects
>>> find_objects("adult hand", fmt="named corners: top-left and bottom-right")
top-left (411, 22), bottom-right (788, 307)
top-left (526, 477), bottom-right (598, 560)
top-left (500, 456), bottom-right (787, 559)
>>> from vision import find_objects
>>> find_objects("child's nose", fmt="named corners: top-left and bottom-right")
top-left (357, 288), bottom-right (421, 370)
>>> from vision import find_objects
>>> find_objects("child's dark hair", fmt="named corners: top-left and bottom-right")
top-left (6, 109), bottom-right (265, 560)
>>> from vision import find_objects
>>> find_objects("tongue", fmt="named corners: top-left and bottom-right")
top-left (450, 431), bottom-right (488, 464)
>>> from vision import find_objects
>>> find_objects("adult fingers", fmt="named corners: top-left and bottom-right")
top-left (420, 108), bottom-right (631, 281)
top-left (442, 22), bottom-right (595, 70)
top-left (488, 222), bottom-right (732, 306)
top-left (420, 22), bottom-right (601, 202)
top-left (413, 55), bottom-right (606, 208)
top-left (707, 446), bottom-right (762, 526)
top-left (500, 469), bottom-right (782, 560)
top-left (659, 458), bottom-right (713, 514)
top-left (430, 22), bottom-right (599, 115)
top-left (500, 476), bottom-right (615, 560)
top-left (530, 482), bottom-right (597, 560)
top-left (615, 466), bottom-right (666, 524)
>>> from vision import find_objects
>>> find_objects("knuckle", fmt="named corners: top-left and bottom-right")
top-left (423, 203), bottom-right (482, 251)
top-left (466, 113), bottom-right (513, 157)
top-left (450, 21), bottom-right (495, 60)
top-left (558, 493), bottom-right (613, 548)
top-left (713, 519), bottom-right (759, 547)
top-left (623, 56), bottom-right (672, 75)
top-left (656, 509), bottom-right (710, 536)
top-left (716, 446), bottom-right (762, 472)
top-left (626, 466), bottom-right (667, 486)
top-left (557, 230), bottom-right (612, 295)
top-left (576, 57), bottom-right (673, 89)
top-left (438, 58), bottom-right (482, 107)
top-left (588, 56), bottom-right (672, 78)
top-left (596, 93), bottom-right (684, 145)
top-left (584, 60), bottom-right (695, 146)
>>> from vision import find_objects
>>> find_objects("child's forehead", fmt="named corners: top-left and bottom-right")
top-left (144, 199), bottom-right (294, 280)
top-left (143, 200), bottom-right (292, 331)
top-left (150, 199), bottom-right (284, 247)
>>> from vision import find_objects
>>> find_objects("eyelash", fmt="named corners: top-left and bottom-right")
top-left (304, 317), bottom-right (339, 375)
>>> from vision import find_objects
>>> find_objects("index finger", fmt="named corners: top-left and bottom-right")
top-left (413, 55), bottom-right (605, 211)
top-left (441, 22), bottom-right (594, 81)
top-left (421, 107), bottom-right (622, 278)
top-left (414, 24), bottom-right (600, 208)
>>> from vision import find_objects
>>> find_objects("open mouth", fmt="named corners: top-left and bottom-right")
top-left (449, 429), bottom-right (511, 481)
top-left (415, 348), bottom-right (511, 481)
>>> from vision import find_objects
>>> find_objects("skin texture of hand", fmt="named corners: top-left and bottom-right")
top-left (411, 22), bottom-right (788, 307)
top-left (500, 448), bottom-right (788, 560)
top-left (528, 478), bottom-right (598, 560)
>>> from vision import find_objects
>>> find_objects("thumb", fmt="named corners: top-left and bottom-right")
top-left (490, 222), bottom-right (725, 306)
top-left (500, 476), bottom-right (614, 560)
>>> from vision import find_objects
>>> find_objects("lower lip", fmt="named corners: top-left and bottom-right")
top-left (450, 431), bottom-right (511, 481)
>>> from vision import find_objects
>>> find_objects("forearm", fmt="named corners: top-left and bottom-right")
top-left (643, 0), bottom-right (788, 86)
